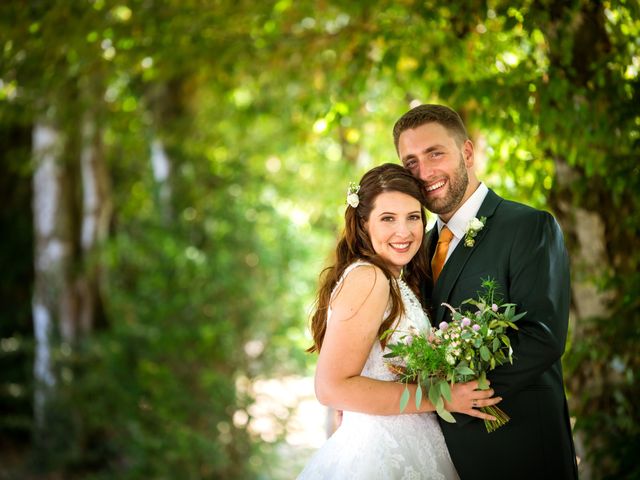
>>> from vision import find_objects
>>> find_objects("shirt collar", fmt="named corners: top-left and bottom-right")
top-left (436, 183), bottom-right (489, 239)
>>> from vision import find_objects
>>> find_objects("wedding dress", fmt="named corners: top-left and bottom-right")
top-left (298, 261), bottom-right (459, 480)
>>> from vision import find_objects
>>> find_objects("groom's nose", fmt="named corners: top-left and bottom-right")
top-left (416, 159), bottom-right (435, 181)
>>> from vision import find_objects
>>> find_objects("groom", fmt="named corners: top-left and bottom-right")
top-left (393, 104), bottom-right (578, 479)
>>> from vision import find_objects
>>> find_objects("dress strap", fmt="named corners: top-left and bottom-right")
top-left (331, 261), bottom-right (374, 300)
top-left (327, 261), bottom-right (376, 321)
top-left (339, 260), bottom-right (373, 283)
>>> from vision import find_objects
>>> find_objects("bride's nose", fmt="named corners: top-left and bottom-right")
top-left (394, 220), bottom-right (412, 237)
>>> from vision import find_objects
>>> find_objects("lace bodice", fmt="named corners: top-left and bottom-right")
top-left (299, 261), bottom-right (459, 479)
top-left (328, 261), bottom-right (432, 382)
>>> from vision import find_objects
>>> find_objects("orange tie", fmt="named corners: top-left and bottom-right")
top-left (431, 226), bottom-right (454, 283)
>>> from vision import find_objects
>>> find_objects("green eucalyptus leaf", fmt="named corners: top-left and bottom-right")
top-left (456, 366), bottom-right (475, 375)
top-left (480, 345), bottom-right (491, 361)
top-left (400, 386), bottom-right (410, 412)
top-left (436, 404), bottom-right (456, 423)
top-left (428, 384), bottom-right (441, 407)
top-left (440, 380), bottom-right (452, 402)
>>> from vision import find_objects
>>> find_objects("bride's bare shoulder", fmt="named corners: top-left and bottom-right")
top-left (331, 263), bottom-right (390, 314)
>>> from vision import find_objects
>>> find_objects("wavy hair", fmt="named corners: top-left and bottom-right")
top-left (308, 163), bottom-right (431, 353)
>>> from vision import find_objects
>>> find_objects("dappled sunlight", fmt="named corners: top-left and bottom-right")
top-left (249, 376), bottom-right (326, 449)
top-left (247, 375), bottom-right (327, 476)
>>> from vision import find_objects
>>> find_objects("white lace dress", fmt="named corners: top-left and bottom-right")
top-left (298, 262), bottom-right (459, 480)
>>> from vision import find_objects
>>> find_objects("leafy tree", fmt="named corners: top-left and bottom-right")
top-left (1, 1), bottom-right (638, 478)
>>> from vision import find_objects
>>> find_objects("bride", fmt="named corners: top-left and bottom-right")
top-left (298, 163), bottom-right (502, 480)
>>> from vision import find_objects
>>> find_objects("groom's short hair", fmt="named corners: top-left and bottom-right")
top-left (393, 104), bottom-right (469, 151)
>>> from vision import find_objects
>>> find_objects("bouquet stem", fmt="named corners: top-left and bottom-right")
top-left (480, 405), bottom-right (510, 433)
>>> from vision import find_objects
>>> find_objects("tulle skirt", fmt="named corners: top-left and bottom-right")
top-left (298, 411), bottom-right (459, 480)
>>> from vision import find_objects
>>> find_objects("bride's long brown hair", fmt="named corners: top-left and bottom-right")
top-left (307, 163), bottom-right (431, 353)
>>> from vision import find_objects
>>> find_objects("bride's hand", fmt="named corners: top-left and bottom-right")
top-left (445, 380), bottom-right (502, 421)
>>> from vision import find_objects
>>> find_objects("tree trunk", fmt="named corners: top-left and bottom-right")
top-left (549, 160), bottom-right (615, 480)
top-left (151, 136), bottom-right (173, 220)
top-left (77, 112), bottom-right (112, 335)
top-left (539, 3), bottom-right (622, 477)
top-left (31, 120), bottom-right (74, 464)
top-left (31, 108), bottom-right (112, 467)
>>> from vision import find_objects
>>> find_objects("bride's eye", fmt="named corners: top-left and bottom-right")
top-left (381, 216), bottom-right (395, 222)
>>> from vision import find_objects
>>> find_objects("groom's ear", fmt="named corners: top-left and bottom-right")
top-left (462, 139), bottom-right (475, 168)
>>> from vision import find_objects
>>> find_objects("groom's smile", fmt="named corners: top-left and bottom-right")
top-left (425, 179), bottom-right (446, 193)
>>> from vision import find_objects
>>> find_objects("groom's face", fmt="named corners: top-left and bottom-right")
top-left (397, 122), bottom-right (472, 219)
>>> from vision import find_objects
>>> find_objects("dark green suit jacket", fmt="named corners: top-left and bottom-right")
top-left (423, 189), bottom-right (578, 480)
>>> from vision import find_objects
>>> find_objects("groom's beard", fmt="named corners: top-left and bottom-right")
top-left (424, 154), bottom-right (469, 216)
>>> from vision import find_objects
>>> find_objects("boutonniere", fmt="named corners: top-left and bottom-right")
top-left (463, 216), bottom-right (487, 247)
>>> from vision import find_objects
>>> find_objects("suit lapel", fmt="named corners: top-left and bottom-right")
top-left (426, 226), bottom-right (439, 266)
top-left (420, 226), bottom-right (439, 306)
top-left (433, 189), bottom-right (503, 324)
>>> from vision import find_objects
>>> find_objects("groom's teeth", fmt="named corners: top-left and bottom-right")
top-left (426, 180), bottom-right (445, 192)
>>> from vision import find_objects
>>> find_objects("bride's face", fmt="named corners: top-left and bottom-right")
top-left (364, 191), bottom-right (424, 277)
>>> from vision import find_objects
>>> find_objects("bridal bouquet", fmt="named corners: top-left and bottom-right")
top-left (383, 278), bottom-right (525, 433)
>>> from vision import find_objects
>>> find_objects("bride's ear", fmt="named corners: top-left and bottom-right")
top-left (361, 218), bottom-right (369, 235)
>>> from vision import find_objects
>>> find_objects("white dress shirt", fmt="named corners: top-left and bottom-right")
top-left (435, 182), bottom-right (489, 263)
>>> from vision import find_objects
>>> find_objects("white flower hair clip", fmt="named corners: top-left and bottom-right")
top-left (463, 216), bottom-right (487, 247)
top-left (346, 182), bottom-right (360, 208)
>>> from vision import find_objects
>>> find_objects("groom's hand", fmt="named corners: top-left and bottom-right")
top-left (445, 380), bottom-right (502, 421)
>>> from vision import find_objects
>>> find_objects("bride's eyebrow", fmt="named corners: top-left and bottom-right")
top-left (377, 210), bottom-right (421, 217)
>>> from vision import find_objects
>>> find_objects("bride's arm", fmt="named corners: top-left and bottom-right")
top-left (314, 265), bottom-right (500, 419)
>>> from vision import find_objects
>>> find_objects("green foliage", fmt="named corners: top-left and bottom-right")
top-left (1, 0), bottom-right (638, 477)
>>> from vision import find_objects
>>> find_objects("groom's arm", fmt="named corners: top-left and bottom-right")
top-left (487, 209), bottom-right (571, 397)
